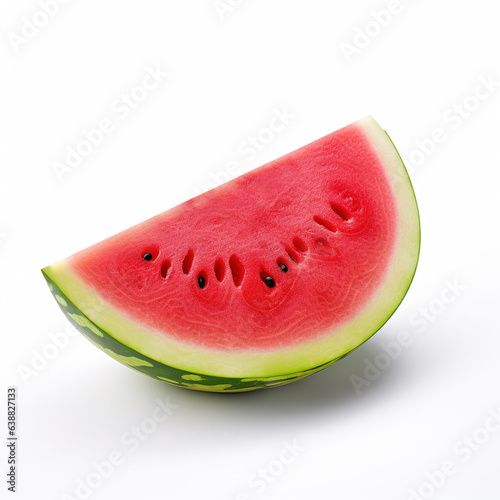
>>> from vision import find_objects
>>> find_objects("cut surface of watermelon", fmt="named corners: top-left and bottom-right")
top-left (42, 116), bottom-right (420, 392)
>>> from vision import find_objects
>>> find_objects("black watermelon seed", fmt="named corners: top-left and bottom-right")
top-left (264, 276), bottom-right (275, 288)
top-left (198, 276), bottom-right (206, 289)
top-left (143, 253), bottom-right (153, 261)
top-left (279, 263), bottom-right (288, 272)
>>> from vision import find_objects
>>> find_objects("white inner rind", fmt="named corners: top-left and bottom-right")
top-left (44, 116), bottom-right (420, 378)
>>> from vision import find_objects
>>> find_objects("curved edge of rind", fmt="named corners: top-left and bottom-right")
top-left (343, 116), bottom-right (420, 349)
top-left (41, 270), bottom-right (332, 392)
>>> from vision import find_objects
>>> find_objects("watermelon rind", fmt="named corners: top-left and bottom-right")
top-left (42, 271), bottom-right (344, 392)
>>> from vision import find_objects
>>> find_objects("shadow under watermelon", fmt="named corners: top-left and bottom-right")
top-left (139, 331), bottom-right (409, 423)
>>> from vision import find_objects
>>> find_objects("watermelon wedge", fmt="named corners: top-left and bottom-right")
top-left (42, 116), bottom-right (420, 392)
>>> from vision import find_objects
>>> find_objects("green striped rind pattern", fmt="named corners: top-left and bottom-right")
top-left (42, 272), bottom-right (343, 392)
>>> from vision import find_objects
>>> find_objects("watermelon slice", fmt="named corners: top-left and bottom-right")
top-left (42, 117), bottom-right (420, 392)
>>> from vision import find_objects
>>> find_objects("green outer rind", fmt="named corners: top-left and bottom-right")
top-left (41, 117), bottom-right (420, 391)
top-left (42, 272), bottom-right (347, 392)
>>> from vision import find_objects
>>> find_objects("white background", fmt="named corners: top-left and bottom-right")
top-left (1, 1), bottom-right (500, 499)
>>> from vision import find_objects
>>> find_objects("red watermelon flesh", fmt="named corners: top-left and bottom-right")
top-left (42, 117), bottom-right (419, 391)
